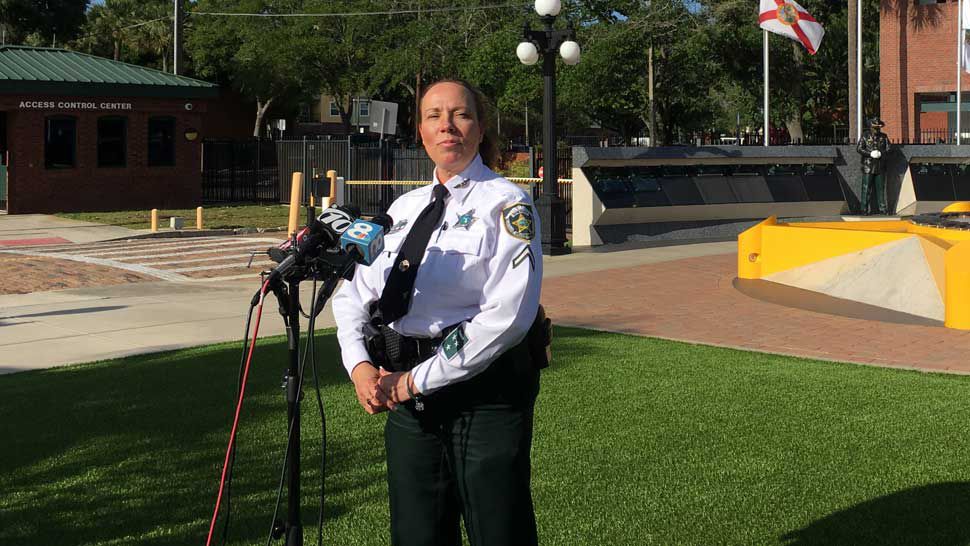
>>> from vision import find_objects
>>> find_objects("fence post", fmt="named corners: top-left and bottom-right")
top-left (327, 169), bottom-right (337, 207)
top-left (347, 139), bottom-right (353, 182)
top-left (253, 138), bottom-right (263, 203)
top-left (335, 176), bottom-right (345, 206)
top-left (529, 146), bottom-right (537, 178)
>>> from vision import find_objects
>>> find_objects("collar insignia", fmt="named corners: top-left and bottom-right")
top-left (455, 209), bottom-right (477, 230)
top-left (454, 179), bottom-right (470, 189)
top-left (388, 219), bottom-right (408, 234)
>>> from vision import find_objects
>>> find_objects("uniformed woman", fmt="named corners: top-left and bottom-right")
top-left (331, 79), bottom-right (543, 546)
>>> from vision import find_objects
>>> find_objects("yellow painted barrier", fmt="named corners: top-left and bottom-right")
top-left (942, 201), bottom-right (970, 213)
top-left (737, 216), bottom-right (773, 279)
top-left (737, 203), bottom-right (970, 330)
top-left (151, 209), bottom-right (158, 232)
top-left (196, 206), bottom-right (203, 230)
top-left (945, 241), bottom-right (970, 329)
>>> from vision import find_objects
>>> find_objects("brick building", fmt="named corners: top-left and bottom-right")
top-left (881, 0), bottom-right (970, 142)
top-left (0, 45), bottom-right (232, 214)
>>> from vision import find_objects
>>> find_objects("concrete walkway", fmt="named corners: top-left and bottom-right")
top-left (3, 215), bottom-right (969, 378)
top-left (0, 214), bottom-right (149, 245)
top-left (0, 238), bottom-right (734, 374)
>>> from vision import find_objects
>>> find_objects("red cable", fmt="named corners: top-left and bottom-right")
top-left (205, 279), bottom-right (271, 546)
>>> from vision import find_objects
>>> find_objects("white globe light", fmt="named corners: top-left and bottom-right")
top-left (559, 40), bottom-right (581, 65)
top-left (517, 41), bottom-right (539, 65)
top-left (535, 0), bottom-right (562, 17)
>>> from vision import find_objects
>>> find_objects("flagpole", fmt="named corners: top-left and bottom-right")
top-left (958, 0), bottom-right (963, 145)
top-left (764, 29), bottom-right (769, 147)
top-left (856, 0), bottom-right (862, 142)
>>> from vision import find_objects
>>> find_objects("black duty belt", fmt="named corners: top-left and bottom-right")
top-left (365, 322), bottom-right (456, 373)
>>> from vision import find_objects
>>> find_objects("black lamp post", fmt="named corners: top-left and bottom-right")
top-left (517, 0), bottom-right (580, 256)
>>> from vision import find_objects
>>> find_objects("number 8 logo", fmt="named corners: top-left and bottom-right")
top-left (346, 222), bottom-right (373, 240)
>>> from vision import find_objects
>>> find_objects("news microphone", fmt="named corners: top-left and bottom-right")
top-left (267, 204), bottom-right (358, 264)
top-left (340, 214), bottom-right (393, 266)
top-left (267, 204), bottom-right (361, 281)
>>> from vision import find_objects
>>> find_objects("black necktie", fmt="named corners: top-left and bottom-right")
top-left (379, 183), bottom-right (449, 323)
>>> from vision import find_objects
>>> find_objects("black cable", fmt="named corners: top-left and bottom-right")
top-left (308, 279), bottom-right (330, 546)
top-left (219, 299), bottom-right (258, 546)
top-left (266, 279), bottom-right (322, 546)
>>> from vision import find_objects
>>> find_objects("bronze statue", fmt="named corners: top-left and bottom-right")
top-left (856, 118), bottom-right (891, 215)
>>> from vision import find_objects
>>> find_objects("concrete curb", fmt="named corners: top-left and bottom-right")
top-left (106, 226), bottom-right (288, 241)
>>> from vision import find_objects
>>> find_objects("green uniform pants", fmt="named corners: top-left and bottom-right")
top-left (860, 173), bottom-right (887, 215)
top-left (384, 341), bottom-right (540, 546)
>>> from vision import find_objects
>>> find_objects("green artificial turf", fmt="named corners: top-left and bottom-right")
top-left (2, 328), bottom-right (970, 545)
top-left (56, 204), bottom-right (320, 231)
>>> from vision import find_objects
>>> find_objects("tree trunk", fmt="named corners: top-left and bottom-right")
top-left (848, 0), bottom-right (858, 141)
top-left (253, 97), bottom-right (275, 138)
top-left (415, 70), bottom-right (422, 143)
top-left (785, 42), bottom-right (806, 142)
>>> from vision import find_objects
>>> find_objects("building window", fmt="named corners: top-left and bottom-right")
top-left (358, 100), bottom-right (370, 118)
top-left (45, 116), bottom-right (76, 169)
top-left (148, 116), bottom-right (175, 166)
top-left (97, 116), bottom-right (127, 167)
top-left (330, 100), bottom-right (339, 117)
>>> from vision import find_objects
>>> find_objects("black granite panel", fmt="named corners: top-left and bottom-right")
top-left (955, 164), bottom-right (970, 200)
top-left (911, 163), bottom-right (956, 201)
top-left (802, 164), bottom-right (845, 201)
top-left (765, 164), bottom-right (809, 202)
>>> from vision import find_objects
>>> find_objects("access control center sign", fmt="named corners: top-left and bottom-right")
top-left (18, 100), bottom-right (134, 111)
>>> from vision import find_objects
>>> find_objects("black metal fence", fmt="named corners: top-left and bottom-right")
top-left (201, 139), bottom-right (278, 203)
top-left (202, 138), bottom-right (578, 204)
top-left (534, 146), bottom-right (574, 178)
top-left (202, 139), bottom-right (437, 203)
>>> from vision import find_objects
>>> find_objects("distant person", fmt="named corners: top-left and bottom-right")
top-left (856, 118), bottom-right (891, 215)
top-left (332, 79), bottom-right (549, 546)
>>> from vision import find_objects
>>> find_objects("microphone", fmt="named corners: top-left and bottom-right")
top-left (268, 204), bottom-right (359, 264)
top-left (267, 204), bottom-right (361, 281)
top-left (340, 214), bottom-right (393, 266)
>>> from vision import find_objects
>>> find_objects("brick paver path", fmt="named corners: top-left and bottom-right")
top-left (0, 253), bottom-right (154, 295)
top-left (542, 253), bottom-right (970, 374)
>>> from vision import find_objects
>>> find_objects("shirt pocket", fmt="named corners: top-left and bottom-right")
top-left (424, 230), bottom-right (488, 293)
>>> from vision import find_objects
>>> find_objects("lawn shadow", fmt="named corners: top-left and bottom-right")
top-left (0, 332), bottom-right (389, 545)
top-left (781, 482), bottom-right (970, 545)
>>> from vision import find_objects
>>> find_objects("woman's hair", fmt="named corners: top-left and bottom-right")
top-left (418, 79), bottom-right (501, 169)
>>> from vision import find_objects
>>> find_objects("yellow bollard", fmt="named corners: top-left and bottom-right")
top-left (288, 172), bottom-right (304, 237)
top-left (151, 209), bottom-right (158, 232)
top-left (327, 169), bottom-right (337, 207)
top-left (196, 206), bottom-right (203, 230)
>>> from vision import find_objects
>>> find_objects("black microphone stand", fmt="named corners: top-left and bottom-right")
top-left (265, 229), bottom-right (359, 546)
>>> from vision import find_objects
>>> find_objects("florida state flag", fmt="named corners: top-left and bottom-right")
top-left (759, 0), bottom-right (825, 55)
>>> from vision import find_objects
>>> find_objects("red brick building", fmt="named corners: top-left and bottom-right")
top-left (0, 45), bottom-right (228, 214)
top-left (881, 0), bottom-right (969, 142)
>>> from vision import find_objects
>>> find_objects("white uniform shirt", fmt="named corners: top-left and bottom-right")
top-left (331, 154), bottom-right (543, 395)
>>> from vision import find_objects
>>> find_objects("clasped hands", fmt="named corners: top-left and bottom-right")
top-left (350, 361), bottom-right (418, 414)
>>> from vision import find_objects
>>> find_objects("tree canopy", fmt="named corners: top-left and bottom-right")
top-left (3, 0), bottom-right (897, 144)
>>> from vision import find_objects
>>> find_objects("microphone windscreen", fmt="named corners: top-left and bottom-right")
top-left (342, 203), bottom-right (362, 218)
top-left (340, 219), bottom-right (386, 265)
top-left (371, 213), bottom-right (394, 231)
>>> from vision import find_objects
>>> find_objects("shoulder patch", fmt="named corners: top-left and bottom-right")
top-left (440, 326), bottom-right (468, 360)
top-left (502, 203), bottom-right (535, 241)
